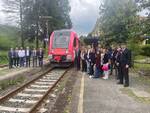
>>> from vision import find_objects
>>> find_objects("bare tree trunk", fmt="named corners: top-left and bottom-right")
top-left (19, 0), bottom-right (24, 47)
top-left (35, 0), bottom-right (39, 49)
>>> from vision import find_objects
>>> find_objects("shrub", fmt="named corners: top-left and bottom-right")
top-left (127, 39), bottom-right (142, 57)
top-left (141, 44), bottom-right (150, 57)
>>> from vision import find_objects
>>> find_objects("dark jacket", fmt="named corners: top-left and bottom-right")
top-left (14, 50), bottom-right (19, 58)
top-left (8, 51), bottom-right (15, 59)
top-left (25, 50), bottom-right (32, 57)
top-left (120, 48), bottom-right (131, 67)
top-left (112, 50), bottom-right (118, 62)
top-left (103, 53), bottom-right (109, 64)
top-left (76, 49), bottom-right (81, 61)
top-left (37, 50), bottom-right (44, 59)
top-left (89, 52), bottom-right (96, 64)
top-left (95, 56), bottom-right (101, 67)
top-left (32, 50), bottom-right (37, 57)
top-left (116, 51), bottom-right (122, 66)
top-left (84, 53), bottom-right (88, 61)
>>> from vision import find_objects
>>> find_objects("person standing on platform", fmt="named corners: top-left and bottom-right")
top-left (115, 47), bottom-right (122, 80)
top-left (89, 48), bottom-right (96, 78)
top-left (14, 47), bottom-right (19, 67)
top-left (37, 48), bottom-right (44, 67)
top-left (8, 48), bottom-right (15, 69)
top-left (86, 46), bottom-right (91, 74)
top-left (25, 47), bottom-right (31, 67)
top-left (119, 43), bottom-right (131, 87)
top-left (94, 50), bottom-right (101, 78)
top-left (102, 48), bottom-right (110, 80)
top-left (18, 47), bottom-right (25, 67)
top-left (32, 48), bottom-right (37, 67)
top-left (76, 47), bottom-right (81, 70)
top-left (81, 48), bottom-right (87, 72)
top-left (112, 47), bottom-right (119, 79)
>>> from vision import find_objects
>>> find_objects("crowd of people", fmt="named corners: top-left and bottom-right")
top-left (75, 43), bottom-right (132, 87)
top-left (8, 47), bottom-right (44, 69)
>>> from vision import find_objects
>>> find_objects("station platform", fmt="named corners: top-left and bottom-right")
top-left (71, 71), bottom-right (150, 113)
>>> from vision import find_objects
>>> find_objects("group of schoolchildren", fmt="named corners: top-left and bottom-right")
top-left (8, 47), bottom-right (44, 69)
top-left (76, 43), bottom-right (131, 87)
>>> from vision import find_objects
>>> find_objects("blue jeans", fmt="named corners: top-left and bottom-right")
top-left (86, 61), bottom-right (90, 74)
top-left (94, 66), bottom-right (101, 78)
top-left (89, 64), bottom-right (94, 75)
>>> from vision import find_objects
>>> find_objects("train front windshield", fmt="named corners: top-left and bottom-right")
top-left (53, 31), bottom-right (70, 49)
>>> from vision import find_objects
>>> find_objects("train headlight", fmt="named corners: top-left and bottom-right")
top-left (49, 54), bottom-right (53, 59)
top-left (67, 55), bottom-right (72, 60)
top-left (51, 50), bottom-right (54, 53)
top-left (66, 50), bottom-right (68, 54)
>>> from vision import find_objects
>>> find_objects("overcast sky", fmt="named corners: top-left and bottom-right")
top-left (69, 0), bottom-right (101, 35)
top-left (0, 1), bottom-right (5, 24)
top-left (0, 0), bottom-right (100, 36)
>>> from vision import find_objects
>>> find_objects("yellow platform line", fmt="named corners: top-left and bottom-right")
top-left (77, 74), bottom-right (84, 113)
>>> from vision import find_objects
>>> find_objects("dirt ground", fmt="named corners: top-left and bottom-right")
top-left (0, 65), bottom-right (51, 97)
top-left (49, 68), bottom-right (78, 113)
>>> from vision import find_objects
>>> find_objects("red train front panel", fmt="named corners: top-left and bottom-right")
top-left (48, 30), bottom-right (79, 64)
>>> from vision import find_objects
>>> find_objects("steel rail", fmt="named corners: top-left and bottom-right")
top-left (0, 67), bottom-right (54, 103)
top-left (29, 67), bottom-right (70, 113)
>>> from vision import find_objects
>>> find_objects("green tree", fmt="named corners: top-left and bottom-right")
top-left (137, 0), bottom-right (150, 35)
top-left (99, 0), bottom-right (139, 44)
top-left (2, 0), bottom-right (72, 48)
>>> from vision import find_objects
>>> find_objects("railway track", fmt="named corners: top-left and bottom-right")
top-left (0, 67), bottom-right (70, 113)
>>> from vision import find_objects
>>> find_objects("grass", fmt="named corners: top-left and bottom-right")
top-left (0, 76), bottom-right (25, 91)
top-left (0, 50), bottom-right (8, 65)
top-left (134, 55), bottom-right (149, 60)
top-left (133, 63), bottom-right (150, 70)
top-left (0, 68), bottom-right (22, 76)
top-left (134, 75), bottom-right (150, 85)
top-left (120, 88), bottom-right (150, 104)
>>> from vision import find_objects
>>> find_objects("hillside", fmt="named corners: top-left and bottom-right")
top-left (0, 24), bottom-right (19, 50)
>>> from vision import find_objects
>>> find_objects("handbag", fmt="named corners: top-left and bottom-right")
top-left (102, 64), bottom-right (109, 71)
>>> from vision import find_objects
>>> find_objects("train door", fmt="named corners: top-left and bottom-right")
top-left (73, 34), bottom-right (80, 61)
top-left (73, 35), bottom-right (77, 60)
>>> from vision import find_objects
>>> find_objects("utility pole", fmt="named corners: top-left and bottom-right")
top-left (19, 0), bottom-right (24, 47)
top-left (39, 16), bottom-right (52, 49)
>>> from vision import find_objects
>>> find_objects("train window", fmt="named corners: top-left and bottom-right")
top-left (53, 31), bottom-right (70, 48)
top-left (73, 38), bottom-right (76, 47)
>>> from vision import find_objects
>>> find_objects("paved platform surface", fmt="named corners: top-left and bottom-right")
top-left (72, 72), bottom-right (150, 113)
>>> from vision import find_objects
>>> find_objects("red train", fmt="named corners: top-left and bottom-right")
top-left (48, 29), bottom-right (80, 66)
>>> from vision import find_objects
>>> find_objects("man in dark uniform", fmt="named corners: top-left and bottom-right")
top-left (37, 48), bottom-right (44, 67)
top-left (112, 48), bottom-right (118, 78)
top-left (116, 47), bottom-right (122, 81)
top-left (119, 43), bottom-right (131, 87)
top-left (14, 47), bottom-right (19, 67)
top-left (25, 47), bottom-right (31, 67)
top-left (8, 48), bottom-right (15, 69)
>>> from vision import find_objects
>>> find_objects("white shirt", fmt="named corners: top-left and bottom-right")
top-left (101, 53), bottom-right (104, 65)
top-left (26, 50), bottom-right (29, 56)
top-left (81, 52), bottom-right (84, 60)
top-left (18, 50), bottom-right (25, 57)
